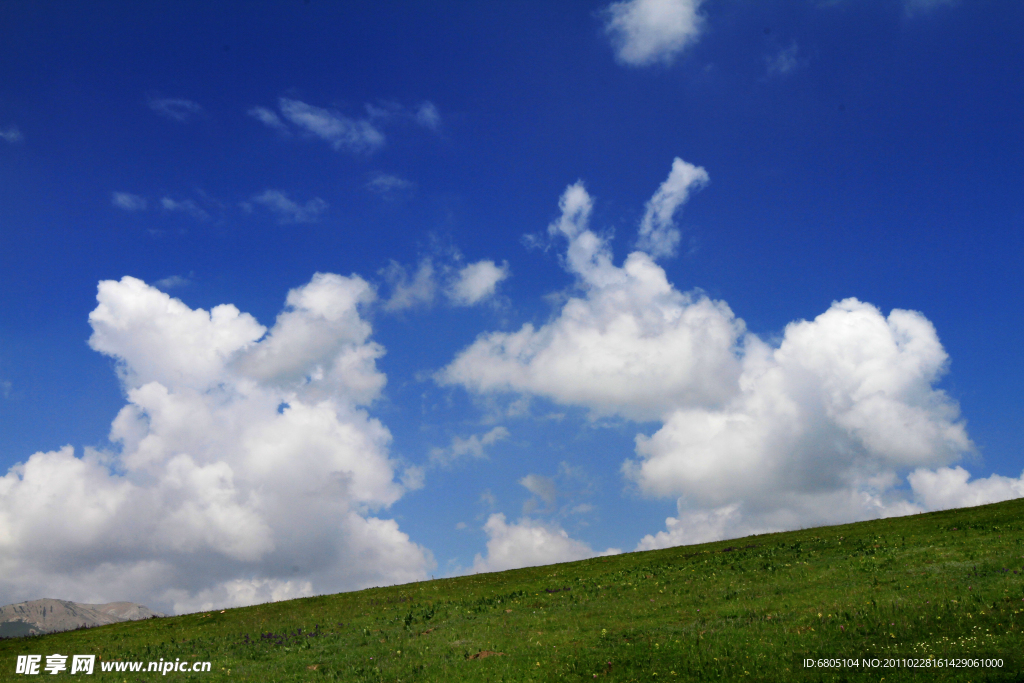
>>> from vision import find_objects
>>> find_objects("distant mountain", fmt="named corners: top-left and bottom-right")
top-left (0, 599), bottom-right (165, 637)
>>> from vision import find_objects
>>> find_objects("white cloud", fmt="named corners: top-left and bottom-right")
top-left (0, 125), bottom-right (23, 143)
top-left (415, 102), bottom-right (441, 131)
top-left (471, 514), bottom-right (619, 573)
top-left (153, 275), bottom-right (191, 291)
top-left (602, 0), bottom-right (705, 67)
top-left (636, 503), bottom-right (742, 550)
top-left (255, 97), bottom-right (438, 151)
top-left (624, 296), bottom-right (972, 545)
top-left (636, 157), bottom-right (708, 258)
top-left (0, 274), bottom-right (432, 613)
top-left (161, 197), bottom-right (210, 221)
top-left (148, 97), bottom-right (203, 122)
top-left (447, 260), bottom-right (510, 306)
top-left (112, 192), bottom-right (148, 211)
top-left (231, 272), bottom-right (386, 405)
top-left (624, 298), bottom-right (970, 522)
top-left (766, 43), bottom-right (800, 76)
top-left (519, 462), bottom-right (599, 516)
top-left (429, 426), bottom-right (509, 467)
top-left (440, 173), bottom-right (743, 422)
top-left (366, 173), bottom-right (416, 199)
top-left (520, 474), bottom-right (557, 507)
top-left (251, 190), bottom-right (328, 224)
top-left (381, 254), bottom-right (507, 310)
top-left (167, 578), bottom-right (313, 615)
top-left (381, 258), bottom-right (437, 311)
top-left (400, 465), bottom-right (426, 491)
top-left (247, 106), bottom-right (288, 132)
top-left (908, 466), bottom-right (1024, 511)
top-left (443, 163), bottom-right (978, 552)
top-left (278, 98), bottom-right (385, 153)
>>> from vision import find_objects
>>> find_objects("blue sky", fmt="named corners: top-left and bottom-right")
top-left (1, 0), bottom-right (1021, 614)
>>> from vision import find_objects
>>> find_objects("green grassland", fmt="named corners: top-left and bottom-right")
top-left (3, 499), bottom-right (1024, 682)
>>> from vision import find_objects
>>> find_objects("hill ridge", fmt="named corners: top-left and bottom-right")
top-left (0, 598), bottom-right (164, 638)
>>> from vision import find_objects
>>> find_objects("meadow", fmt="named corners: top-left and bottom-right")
top-left (2, 498), bottom-right (1023, 682)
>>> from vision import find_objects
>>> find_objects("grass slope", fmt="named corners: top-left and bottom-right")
top-left (3, 499), bottom-right (1024, 682)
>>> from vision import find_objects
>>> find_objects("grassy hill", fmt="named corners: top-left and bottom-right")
top-left (2, 499), bottom-right (1023, 682)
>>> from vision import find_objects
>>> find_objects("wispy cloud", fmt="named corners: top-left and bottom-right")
top-left (250, 190), bottom-right (328, 224)
top-left (520, 474), bottom-right (557, 507)
top-left (766, 42), bottom-right (801, 76)
top-left (415, 101), bottom-right (441, 131)
top-left (277, 98), bottom-right (385, 153)
top-left (0, 125), bottom-right (23, 143)
top-left (429, 426), bottom-right (509, 467)
top-left (148, 97), bottom-right (204, 122)
top-left (247, 106), bottom-right (288, 132)
top-left (365, 100), bottom-right (442, 131)
top-left (153, 274), bottom-right (192, 291)
top-left (252, 98), bottom-right (439, 151)
top-left (112, 192), bottom-right (148, 211)
top-left (636, 157), bottom-right (708, 258)
top-left (381, 258), bottom-right (437, 311)
top-left (479, 489), bottom-right (498, 510)
top-left (366, 173), bottom-right (416, 199)
top-left (161, 197), bottom-right (210, 221)
top-left (602, 0), bottom-right (706, 67)
top-left (381, 253), bottom-right (509, 311)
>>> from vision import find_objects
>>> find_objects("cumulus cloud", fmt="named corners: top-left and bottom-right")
top-left (0, 125), bottom-right (23, 143)
top-left (251, 190), bottom-right (328, 224)
top-left (636, 157), bottom-right (708, 258)
top-left (443, 161), bottom-right (980, 552)
top-left (908, 467), bottom-right (1024, 511)
top-left (0, 274), bottom-right (432, 613)
top-left (148, 97), bottom-right (203, 122)
top-left (112, 192), bottom-right (148, 211)
top-left (277, 98), bottom-right (385, 153)
top-left (471, 514), bottom-right (619, 574)
top-left (447, 260), bottom-right (510, 306)
top-left (440, 170), bottom-right (742, 421)
top-left (429, 426), bottom-right (509, 467)
top-left (625, 298), bottom-right (970, 505)
top-left (602, 0), bottom-right (705, 67)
